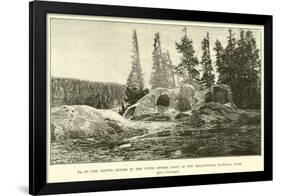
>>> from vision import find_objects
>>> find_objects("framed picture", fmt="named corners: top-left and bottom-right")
top-left (29, 1), bottom-right (272, 195)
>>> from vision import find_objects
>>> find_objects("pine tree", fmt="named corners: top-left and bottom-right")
top-left (162, 50), bottom-right (176, 88)
top-left (123, 30), bottom-right (147, 110)
top-left (200, 32), bottom-right (215, 88)
top-left (247, 31), bottom-right (261, 108)
top-left (214, 29), bottom-right (261, 109)
top-left (215, 29), bottom-right (237, 91)
top-left (175, 27), bottom-right (200, 84)
top-left (124, 86), bottom-right (148, 106)
top-left (215, 29), bottom-right (241, 107)
top-left (223, 29), bottom-right (237, 83)
top-left (213, 39), bottom-right (224, 80)
top-left (233, 30), bottom-right (248, 106)
top-left (237, 30), bottom-right (261, 108)
top-left (126, 30), bottom-right (144, 91)
top-left (150, 32), bottom-right (170, 88)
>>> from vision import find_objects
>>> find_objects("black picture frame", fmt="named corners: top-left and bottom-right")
top-left (29, 1), bottom-right (272, 195)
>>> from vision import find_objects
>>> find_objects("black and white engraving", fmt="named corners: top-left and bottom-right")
top-left (49, 16), bottom-right (262, 165)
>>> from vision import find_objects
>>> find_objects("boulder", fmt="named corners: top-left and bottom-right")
top-left (176, 102), bottom-right (260, 127)
top-left (51, 105), bottom-right (129, 141)
top-left (192, 84), bottom-right (237, 110)
top-left (206, 84), bottom-right (234, 104)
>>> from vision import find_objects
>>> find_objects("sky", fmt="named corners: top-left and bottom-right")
top-left (50, 16), bottom-right (262, 88)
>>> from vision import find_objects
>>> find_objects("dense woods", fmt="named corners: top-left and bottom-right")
top-left (51, 77), bottom-right (125, 109)
top-left (213, 30), bottom-right (261, 109)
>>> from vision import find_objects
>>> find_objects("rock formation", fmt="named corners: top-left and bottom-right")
top-left (123, 83), bottom-right (237, 119)
top-left (51, 105), bottom-right (131, 141)
top-left (123, 84), bottom-right (196, 118)
top-left (193, 84), bottom-right (237, 110)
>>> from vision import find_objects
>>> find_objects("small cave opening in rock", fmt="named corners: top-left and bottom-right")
top-left (156, 94), bottom-right (170, 113)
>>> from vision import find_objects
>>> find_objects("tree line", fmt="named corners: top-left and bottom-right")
top-left (51, 77), bottom-right (125, 109)
top-left (214, 30), bottom-right (261, 108)
top-left (124, 28), bottom-right (261, 109)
